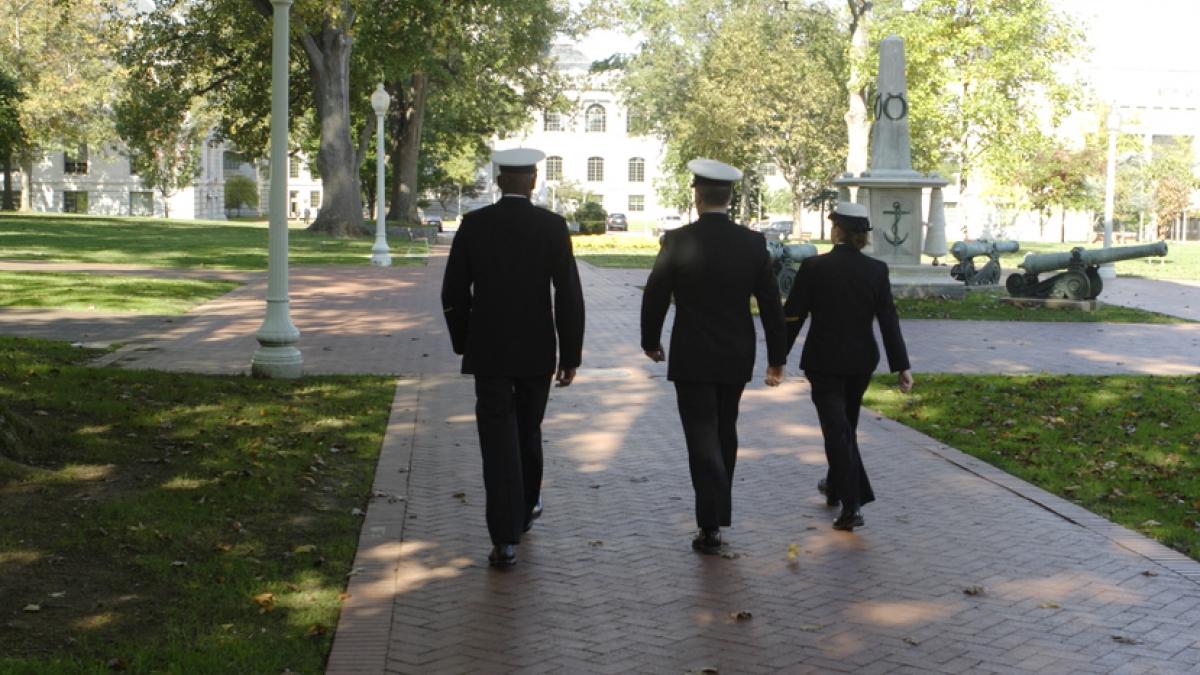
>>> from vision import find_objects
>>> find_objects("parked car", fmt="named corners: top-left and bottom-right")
top-left (423, 215), bottom-right (444, 232)
top-left (754, 219), bottom-right (794, 238)
top-left (606, 212), bottom-right (629, 231)
top-left (656, 214), bottom-right (684, 236)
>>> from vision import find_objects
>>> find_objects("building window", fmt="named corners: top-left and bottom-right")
top-left (310, 191), bottom-right (322, 209)
top-left (626, 111), bottom-right (643, 134)
top-left (544, 111), bottom-right (563, 132)
top-left (585, 104), bottom-right (606, 133)
top-left (64, 145), bottom-right (88, 175)
top-left (761, 162), bottom-right (778, 177)
top-left (289, 190), bottom-right (300, 218)
top-left (587, 157), bottom-right (604, 182)
top-left (628, 195), bottom-right (645, 212)
top-left (628, 157), bottom-right (645, 182)
top-left (223, 151), bottom-right (246, 172)
top-left (289, 156), bottom-right (301, 179)
top-left (63, 191), bottom-right (88, 214)
top-left (130, 191), bottom-right (154, 217)
top-left (545, 156), bottom-right (563, 181)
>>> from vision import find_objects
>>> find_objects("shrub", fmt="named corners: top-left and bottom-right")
top-left (224, 175), bottom-right (259, 211)
top-left (573, 201), bottom-right (608, 235)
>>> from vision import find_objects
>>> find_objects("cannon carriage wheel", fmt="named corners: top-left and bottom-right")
top-left (1049, 270), bottom-right (1090, 300)
top-left (777, 266), bottom-right (797, 298)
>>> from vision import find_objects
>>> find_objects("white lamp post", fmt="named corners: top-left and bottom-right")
top-left (1099, 109), bottom-right (1121, 280)
top-left (250, 0), bottom-right (302, 379)
top-left (370, 84), bottom-right (391, 266)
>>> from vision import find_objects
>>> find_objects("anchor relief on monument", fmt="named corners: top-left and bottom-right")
top-left (882, 200), bottom-right (910, 248)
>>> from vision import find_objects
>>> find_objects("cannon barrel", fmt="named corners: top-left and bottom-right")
top-left (767, 240), bottom-right (818, 261)
top-left (950, 239), bottom-right (1019, 261)
top-left (1019, 241), bottom-right (1168, 275)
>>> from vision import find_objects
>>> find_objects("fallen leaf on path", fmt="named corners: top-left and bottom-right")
top-left (963, 585), bottom-right (985, 596)
top-left (1038, 601), bottom-right (1060, 609)
top-left (729, 610), bottom-right (752, 621)
top-left (1112, 635), bottom-right (1142, 645)
top-left (903, 637), bottom-right (919, 646)
top-left (786, 543), bottom-right (800, 561)
top-left (798, 623), bottom-right (821, 632)
top-left (1141, 570), bottom-right (1159, 577)
top-left (720, 551), bottom-right (740, 560)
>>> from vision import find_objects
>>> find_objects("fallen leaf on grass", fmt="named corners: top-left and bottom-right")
top-left (337, 593), bottom-right (350, 602)
top-left (170, 560), bottom-right (188, 567)
top-left (106, 657), bottom-right (128, 670)
top-left (1111, 635), bottom-right (1142, 645)
top-left (293, 544), bottom-right (317, 554)
top-left (49, 592), bottom-right (66, 599)
top-left (214, 542), bottom-right (234, 552)
top-left (254, 593), bottom-right (275, 613)
top-left (22, 604), bottom-right (40, 612)
top-left (1140, 519), bottom-right (1161, 528)
top-left (346, 567), bottom-right (364, 577)
top-left (304, 623), bottom-right (328, 638)
top-left (963, 585), bottom-right (985, 596)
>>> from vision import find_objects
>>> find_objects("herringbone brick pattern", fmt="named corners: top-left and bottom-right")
top-left (328, 251), bottom-right (1200, 674)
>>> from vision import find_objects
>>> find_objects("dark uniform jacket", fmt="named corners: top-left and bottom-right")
top-left (783, 243), bottom-right (910, 375)
top-left (441, 196), bottom-right (585, 377)
top-left (641, 212), bottom-right (787, 383)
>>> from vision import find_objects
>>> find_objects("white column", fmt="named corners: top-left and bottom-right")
top-left (370, 83), bottom-right (391, 266)
top-left (251, 0), bottom-right (302, 379)
top-left (1099, 110), bottom-right (1120, 279)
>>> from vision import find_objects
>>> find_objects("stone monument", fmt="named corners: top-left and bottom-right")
top-left (834, 36), bottom-right (949, 265)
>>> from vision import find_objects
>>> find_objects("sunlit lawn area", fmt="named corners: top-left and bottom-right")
top-left (0, 213), bottom-right (428, 270)
top-left (0, 272), bottom-right (240, 314)
top-left (572, 232), bottom-right (662, 268)
top-left (0, 336), bottom-right (394, 672)
top-left (865, 374), bottom-right (1200, 561)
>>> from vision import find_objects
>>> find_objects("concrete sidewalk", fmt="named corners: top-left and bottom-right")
top-left (326, 252), bottom-right (1200, 674)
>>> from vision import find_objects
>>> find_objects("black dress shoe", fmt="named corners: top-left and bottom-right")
top-left (488, 544), bottom-right (517, 567)
top-left (832, 508), bottom-right (864, 532)
top-left (523, 497), bottom-right (543, 533)
top-left (691, 528), bottom-right (722, 554)
top-left (817, 478), bottom-right (839, 507)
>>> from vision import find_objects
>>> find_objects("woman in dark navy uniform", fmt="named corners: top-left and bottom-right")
top-left (783, 201), bottom-right (913, 532)
top-left (441, 147), bottom-right (585, 567)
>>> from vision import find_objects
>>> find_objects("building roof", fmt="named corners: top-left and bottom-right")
top-left (549, 43), bottom-right (592, 73)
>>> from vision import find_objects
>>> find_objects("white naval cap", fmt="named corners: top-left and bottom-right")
top-left (687, 158), bottom-right (743, 185)
top-left (830, 201), bottom-right (872, 232)
top-left (491, 147), bottom-right (545, 173)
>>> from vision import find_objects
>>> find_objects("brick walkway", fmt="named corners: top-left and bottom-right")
top-left (327, 252), bottom-right (1200, 674)
top-left (3, 256), bottom-right (1200, 673)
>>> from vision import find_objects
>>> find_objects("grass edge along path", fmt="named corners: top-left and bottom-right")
top-left (0, 272), bottom-right (240, 314)
top-left (864, 373), bottom-right (1200, 562)
top-left (0, 336), bottom-right (395, 674)
top-left (0, 213), bottom-right (429, 271)
top-left (895, 290), bottom-right (1191, 324)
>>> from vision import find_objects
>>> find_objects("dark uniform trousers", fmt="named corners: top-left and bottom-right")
top-left (805, 371), bottom-right (875, 509)
top-left (675, 381), bottom-right (746, 529)
top-left (474, 374), bottom-right (552, 546)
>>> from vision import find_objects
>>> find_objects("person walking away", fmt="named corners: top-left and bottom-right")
top-left (641, 158), bottom-right (787, 554)
top-left (441, 147), bottom-right (585, 567)
top-left (782, 201), bottom-right (913, 532)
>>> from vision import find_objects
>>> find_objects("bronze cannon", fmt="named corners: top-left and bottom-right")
top-left (1005, 241), bottom-right (1168, 300)
top-left (949, 239), bottom-right (1019, 286)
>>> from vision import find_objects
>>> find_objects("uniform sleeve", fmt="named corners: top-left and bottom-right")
top-left (552, 222), bottom-right (585, 370)
top-left (874, 262), bottom-right (911, 372)
top-left (440, 222), bottom-right (472, 355)
top-left (782, 258), bottom-right (813, 355)
top-left (751, 237), bottom-right (787, 367)
top-left (640, 233), bottom-right (674, 352)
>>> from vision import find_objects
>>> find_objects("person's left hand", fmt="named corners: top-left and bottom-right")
top-left (644, 346), bottom-right (665, 362)
top-left (556, 367), bottom-right (576, 387)
top-left (765, 365), bottom-right (785, 387)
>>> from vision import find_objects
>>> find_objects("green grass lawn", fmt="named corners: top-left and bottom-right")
top-left (0, 272), bottom-right (240, 314)
top-left (0, 213), bottom-right (429, 270)
top-left (572, 233), bottom-right (662, 268)
top-left (896, 290), bottom-right (1189, 323)
top-left (864, 374), bottom-right (1200, 561)
top-left (0, 336), bottom-right (395, 673)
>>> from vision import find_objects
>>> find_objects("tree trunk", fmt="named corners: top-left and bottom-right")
top-left (20, 156), bottom-right (32, 210)
top-left (739, 175), bottom-right (750, 225)
top-left (386, 74), bottom-right (430, 223)
top-left (2, 153), bottom-right (13, 210)
top-left (302, 24), bottom-right (366, 237)
top-left (844, 0), bottom-right (871, 176)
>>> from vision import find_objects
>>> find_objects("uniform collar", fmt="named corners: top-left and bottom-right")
top-left (500, 193), bottom-right (530, 200)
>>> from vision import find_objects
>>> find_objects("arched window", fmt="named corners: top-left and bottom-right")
top-left (585, 104), bottom-right (607, 133)
top-left (544, 111), bottom-right (563, 132)
top-left (587, 157), bottom-right (604, 182)
top-left (545, 156), bottom-right (563, 181)
top-left (628, 157), bottom-right (645, 182)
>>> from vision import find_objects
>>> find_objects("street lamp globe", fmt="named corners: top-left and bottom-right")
top-left (371, 84), bottom-right (390, 116)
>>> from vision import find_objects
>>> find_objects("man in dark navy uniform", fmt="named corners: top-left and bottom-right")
top-left (641, 158), bottom-right (787, 554)
top-left (783, 201), bottom-right (913, 532)
top-left (441, 147), bottom-right (585, 567)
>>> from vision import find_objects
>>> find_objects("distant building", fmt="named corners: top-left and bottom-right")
top-left (7, 137), bottom-right (324, 222)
